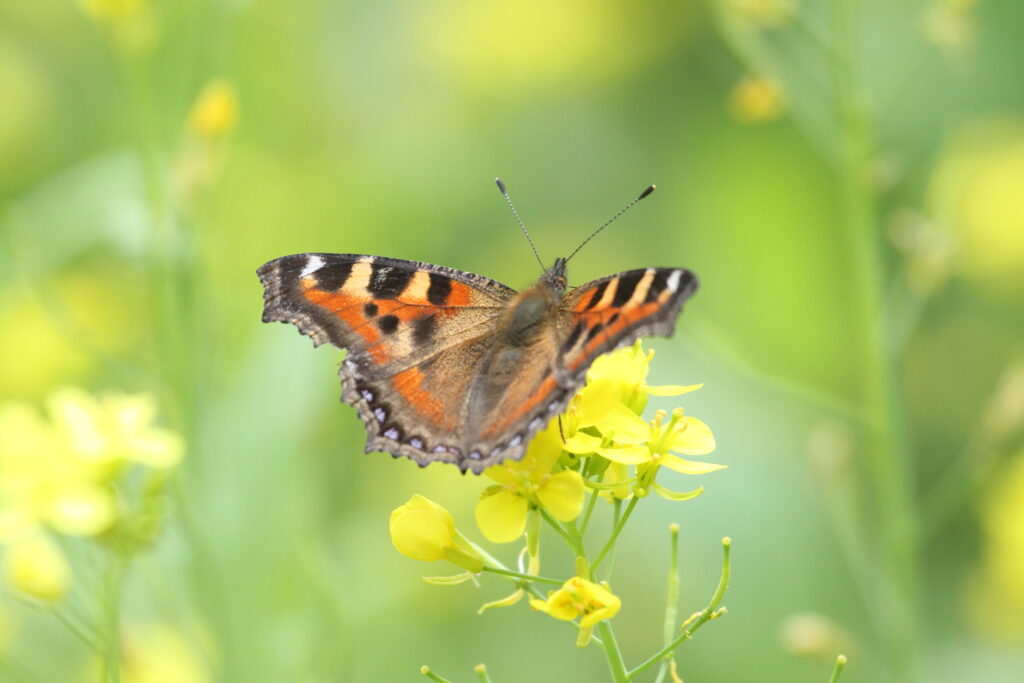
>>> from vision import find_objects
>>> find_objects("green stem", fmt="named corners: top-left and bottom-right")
top-left (830, 1), bottom-right (921, 679)
top-left (629, 538), bottom-right (731, 679)
top-left (420, 666), bottom-right (454, 683)
top-left (479, 567), bottom-right (563, 586)
top-left (539, 509), bottom-right (581, 554)
top-left (474, 664), bottom-right (493, 683)
top-left (828, 655), bottom-right (848, 683)
top-left (579, 485), bottom-right (601, 535)
top-left (100, 553), bottom-right (127, 683)
top-left (597, 621), bottom-right (630, 683)
top-left (654, 524), bottom-right (681, 683)
top-left (592, 497), bottom-right (638, 572)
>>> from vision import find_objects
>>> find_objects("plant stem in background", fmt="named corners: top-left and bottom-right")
top-left (830, 0), bottom-right (921, 679)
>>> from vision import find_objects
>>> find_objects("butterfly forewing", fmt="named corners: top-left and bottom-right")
top-left (559, 267), bottom-right (699, 375)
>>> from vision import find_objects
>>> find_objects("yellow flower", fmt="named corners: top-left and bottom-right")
top-left (120, 622), bottom-right (211, 683)
top-left (725, 0), bottom-right (796, 29)
top-left (76, 0), bottom-right (158, 54)
top-left (389, 495), bottom-right (482, 572)
top-left (0, 401), bottom-right (117, 538)
top-left (529, 576), bottom-right (621, 628)
top-left (4, 533), bottom-right (69, 601)
top-left (49, 388), bottom-right (184, 470)
top-left (0, 389), bottom-right (183, 598)
top-left (476, 423), bottom-right (585, 543)
top-left (188, 80), bottom-right (238, 141)
top-left (587, 341), bottom-right (702, 414)
top-left (929, 118), bottom-right (1024, 295)
top-left (922, 0), bottom-right (979, 56)
top-left (596, 407), bottom-right (723, 499)
top-left (728, 75), bottom-right (786, 124)
top-left (970, 453), bottom-right (1024, 637)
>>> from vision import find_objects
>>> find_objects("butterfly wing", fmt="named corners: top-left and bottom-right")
top-left (258, 253), bottom-right (517, 470)
top-left (559, 268), bottom-right (699, 376)
top-left (470, 267), bottom-right (700, 469)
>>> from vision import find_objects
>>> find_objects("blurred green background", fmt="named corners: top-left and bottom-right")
top-left (2, 0), bottom-right (1024, 681)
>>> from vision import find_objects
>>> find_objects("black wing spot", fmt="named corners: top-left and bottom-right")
top-left (377, 314), bottom-right (400, 335)
top-left (364, 302), bottom-right (378, 317)
top-left (645, 270), bottom-right (670, 303)
top-left (314, 262), bottom-right (353, 291)
top-left (368, 262), bottom-right (414, 299)
top-left (413, 313), bottom-right (437, 346)
top-left (611, 272), bottom-right (644, 307)
top-left (584, 280), bottom-right (609, 310)
top-left (607, 312), bottom-right (620, 327)
top-left (427, 273), bottom-right (452, 306)
top-left (585, 323), bottom-right (603, 342)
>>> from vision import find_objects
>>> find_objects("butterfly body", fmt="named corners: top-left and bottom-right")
top-left (258, 252), bottom-right (697, 473)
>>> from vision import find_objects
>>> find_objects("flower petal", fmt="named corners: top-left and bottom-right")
top-left (574, 379), bottom-right (620, 428)
top-left (537, 471), bottom-right (585, 522)
top-left (46, 486), bottom-right (118, 536)
top-left (670, 417), bottom-right (716, 455)
top-left (651, 482), bottom-right (705, 501)
top-left (5, 533), bottom-right (70, 601)
top-left (600, 404), bottom-right (651, 443)
top-left (563, 431), bottom-right (602, 455)
top-left (643, 382), bottom-right (703, 397)
top-left (659, 454), bottom-right (726, 475)
top-left (475, 490), bottom-right (528, 543)
top-left (597, 444), bottom-right (651, 465)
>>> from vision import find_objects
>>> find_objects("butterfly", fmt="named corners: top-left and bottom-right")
top-left (257, 182), bottom-right (699, 474)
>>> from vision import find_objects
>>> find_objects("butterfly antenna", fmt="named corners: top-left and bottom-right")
top-left (496, 178), bottom-right (545, 271)
top-left (566, 184), bottom-right (656, 263)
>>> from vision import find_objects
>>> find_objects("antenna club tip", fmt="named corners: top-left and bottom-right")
top-left (639, 185), bottom-right (656, 200)
top-left (495, 178), bottom-right (507, 194)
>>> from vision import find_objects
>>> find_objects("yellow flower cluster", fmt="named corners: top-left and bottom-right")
top-left (0, 388), bottom-right (183, 600)
top-left (476, 341), bottom-right (721, 543)
top-left (388, 341), bottom-right (722, 632)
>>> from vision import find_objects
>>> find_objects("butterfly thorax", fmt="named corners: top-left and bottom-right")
top-left (499, 261), bottom-right (566, 346)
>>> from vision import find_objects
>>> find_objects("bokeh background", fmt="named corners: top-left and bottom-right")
top-left (2, 0), bottom-right (1023, 681)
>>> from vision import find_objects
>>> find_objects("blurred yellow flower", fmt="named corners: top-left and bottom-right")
top-left (778, 611), bottom-right (852, 660)
top-left (971, 453), bottom-right (1024, 637)
top-left (725, 0), bottom-right (796, 29)
top-left (390, 495), bottom-right (482, 571)
top-left (922, 0), bottom-right (979, 55)
top-left (929, 118), bottom-right (1024, 294)
top-left (418, 0), bottom-right (681, 95)
top-left (49, 388), bottom-right (184, 470)
top-left (3, 533), bottom-right (69, 601)
top-left (529, 576), bottom-right (621, 628)
top-left (0, 401), bottom-right (117, 539)
top-left (188, 81), bottom-right (238, 141)
top-left (728, 75), bottom-right (786, 123)
top-left (0, 388), bottom-right (183, 598)
top-left (119, 623), bottom-right (211, 683)
top-left (476, 423), bottom-right (584, 543)
top-left (76, 0), bottom-right (158, 53)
